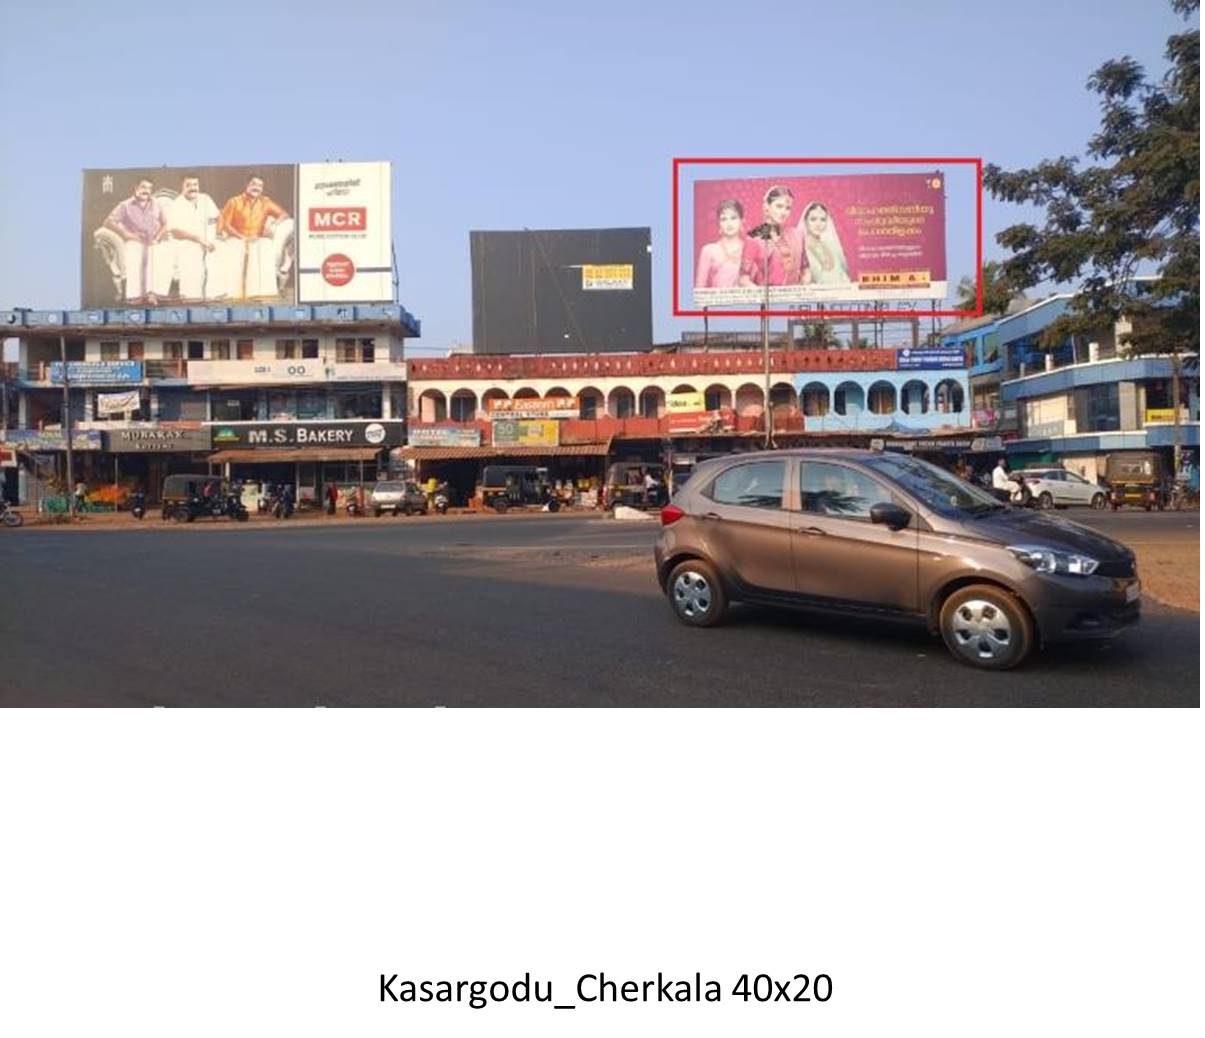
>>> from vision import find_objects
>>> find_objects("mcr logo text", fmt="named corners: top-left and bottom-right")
top-left (309, 207), bottom-right (367, 232)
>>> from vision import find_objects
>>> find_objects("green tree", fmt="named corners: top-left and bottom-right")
top-left (984, 0), bottom-right (1198, 357)
top-left (954, 260), bottom-right (1020, 316)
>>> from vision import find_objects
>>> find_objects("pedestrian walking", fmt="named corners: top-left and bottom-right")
top-left (73, 479), bottom-right (87, 513)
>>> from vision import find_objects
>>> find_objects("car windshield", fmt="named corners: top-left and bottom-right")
top-left (375, 482), bottom-right (403, 492)
top-left (861, 453), bottom-right (1005, 517)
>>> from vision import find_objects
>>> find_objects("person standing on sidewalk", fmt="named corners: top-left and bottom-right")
top-left (73, 479), bottom-right (87, 513)
top-left (325, 482), bottom-right (338, 516)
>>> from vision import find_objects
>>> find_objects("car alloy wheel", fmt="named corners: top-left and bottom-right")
top-left (667, 559), bottom-right (727, 627)
top-left (1091, 493), bottom-right (1106, 510)
top-left (939, 585), bottom-right (1034, 670)
top-left (1038, 491), bottom-right (1055, 509)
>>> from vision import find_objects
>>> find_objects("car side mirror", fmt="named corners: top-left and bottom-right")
top-left (869, 502), bottom-right (911, 531)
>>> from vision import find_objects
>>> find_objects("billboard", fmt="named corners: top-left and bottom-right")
top-left (81, 162), bottom-right (392, 308)
top-left (492, 420), bottom-right (560, 448)
top-left (896, 347), bottom-right (966, 370)
top-left (692, 172), bottom-right (946, 307)
top-left (297, 161), bottom-right (392, 304)
top-left (470, 228), bottom-right (653, 354)
top-left (486, 397), bottom-right (579, 420)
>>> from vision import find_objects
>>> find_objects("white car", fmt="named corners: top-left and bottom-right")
top-left (1016, 468), bottom-right (1108, 510)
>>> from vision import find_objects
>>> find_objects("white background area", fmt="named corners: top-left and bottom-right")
top-left (1, 711), bottom-right (1199, 1037)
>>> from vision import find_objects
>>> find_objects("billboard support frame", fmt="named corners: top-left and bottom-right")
top-left (673, 156), bottom-right (983, 320)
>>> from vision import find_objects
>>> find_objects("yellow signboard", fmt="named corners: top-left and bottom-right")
top-left (667, 391), bottom-right (706, 413)
top-left (582, 264), bottom-right (634, 291)
top-left (858, 270), bottom-right (931, 288)
top-left (492, 419), bottom-right (560, 448)
top-left (1144, 408), bottom-right (1188, 424)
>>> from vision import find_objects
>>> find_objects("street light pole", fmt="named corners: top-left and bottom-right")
top-left (762, 248), bottom-right (773, 449)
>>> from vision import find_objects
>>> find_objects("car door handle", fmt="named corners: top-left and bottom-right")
top-left (701, 511), bottom-right (723, 521)
top-left (796, 526), bottom-right (826, 536)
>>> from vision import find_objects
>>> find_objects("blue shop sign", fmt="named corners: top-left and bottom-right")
top-left (896, 348), bottom-right (966, 370)
top-left (49, 361), bottom-right (144, 385)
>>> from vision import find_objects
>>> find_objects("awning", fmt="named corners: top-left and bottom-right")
top-left (400, 442), bottom-right (611, 461)
top-left (208, 447), bottom-right (382, 464)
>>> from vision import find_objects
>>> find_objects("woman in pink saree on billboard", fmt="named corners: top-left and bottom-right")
top-left (694, 199), bottom-right (761, 289)
top-left (800, 201), bottom-right (851, 285)
top-left (746, 186), bottom-right (807, 286)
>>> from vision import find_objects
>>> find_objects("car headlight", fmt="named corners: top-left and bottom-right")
top-left (1007, 545), bottom-right (1100, 576)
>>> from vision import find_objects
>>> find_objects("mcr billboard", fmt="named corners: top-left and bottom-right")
top-left (309, 207), bottom-right (368, 232)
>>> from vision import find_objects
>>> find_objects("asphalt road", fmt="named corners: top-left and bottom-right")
top-left (1, 511), bottom-right (1198, 707)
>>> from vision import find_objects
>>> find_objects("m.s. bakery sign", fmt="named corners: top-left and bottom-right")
top-left (210, 421), bottom-right (405, 448)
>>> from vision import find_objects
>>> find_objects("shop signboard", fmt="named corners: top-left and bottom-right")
top-left (1144, 408), bottom-right (1190, 424)
top-left (407, 426), bottom-right (482, 448)
top-left (49, 361), bottom-right (143, 385)
top-left (492, 420), bottom-right (559, 448)
top-left (1, 448), bottom-right (16, 467)
top-left (896, 348), bottom-right (966, 370)
top-left (487, 397), bottom-right (579, 420)
top-left (666, 391), bottom-right (706, 413)
top-left (667, 409), bottom-right (737, 435)
top-left (188, 360), bottom-right (326, 385)
top-left (105, 426), bottom-right (212, 452)
top-left (581, 264), bottom-right (634, 291)
top-left (3, 429), bottom-right (104, 451)
top-left (209, 421), bottom-right (405, 448)
top-left (98, 390), bottom-right (143, 415)
top-left (692, 172), bottom-right (947, 307)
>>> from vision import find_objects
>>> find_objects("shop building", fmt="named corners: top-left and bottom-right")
top-left (402, 346), bottom-right (976, 500)
top-left (1, 302), bottom-right (419, 507)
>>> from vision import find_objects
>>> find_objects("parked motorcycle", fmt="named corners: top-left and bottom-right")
top-left (129, 490), bottom-right (146, 521)
top-left (1, 500), bottom-right (23, 528)
top-left (270, 489), bottom-right (294, 519)
top-left (224, 489), bottom-right (249, 522)
top-left (433, 482), bottom-right (450, 515)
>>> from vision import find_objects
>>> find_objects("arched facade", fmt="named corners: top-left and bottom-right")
top-left (608, 386), bottom-right (636, 418)
top-left (901, 380), bottom-right (929, 415)
top-left (418, 389), bottom-right (447, 423)
top-left (449, 388), bottom-right (477, 422)
top-left (578, 385), bottom-right (604, 419)
top-left (791, 372), bottom-right (971, 431)
top-left (735, 383), bottom-right (764, 417)
top-left (703, 383), bottom-right (732, 411)
top-left (639, 386), bottom-right (665, 418)
top-left (800, 381), bottom-right (830, 417)
top-left (868, 381), bottom-right (896, 416)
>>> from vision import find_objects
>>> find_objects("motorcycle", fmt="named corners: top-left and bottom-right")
top-left (346, 494), bottom-right (362, 517)
top-left (270, 491), bottom-right (294, 519)
top-left (433, 482), bottom-right (450, 515)
top-left (224, 491), bottom-right (249, 522)
top-left (1, 500), bottom-right (23, 528)
top-left (129, 491), bottom-right (146, 521)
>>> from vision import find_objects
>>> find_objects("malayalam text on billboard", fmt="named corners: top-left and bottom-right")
top-left (692, 172), bottom-right (947, 307)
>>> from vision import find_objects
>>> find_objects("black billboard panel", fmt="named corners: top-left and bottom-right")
top-left (470, 228), bottom-right (652, 354)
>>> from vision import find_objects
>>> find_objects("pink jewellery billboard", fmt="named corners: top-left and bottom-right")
top-left (692, 172), bottom-right (947, 307)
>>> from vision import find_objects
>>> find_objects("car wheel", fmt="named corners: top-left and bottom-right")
top-left (939, 585), bottom-right (1034, 670)
top-left (1038, 491), bottom-right (1055, 510)
top-left (172, 508), bottom-right (189, 524)
top-left (493, 498), bottom-right (509, 514)
top-left (667, 559), bottom-right (727, 627)
top-left (1091, 493), bottom-right (1106, 510)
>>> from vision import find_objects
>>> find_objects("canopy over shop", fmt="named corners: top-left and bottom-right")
top-left (398, 442), bottom-right (612, 505)
top-left (209, 445), bottom-right (386, 503)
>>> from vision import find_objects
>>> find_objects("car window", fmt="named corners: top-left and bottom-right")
top-left (706, 461), bottom-right (785, 509)
top-left (1065, 472), bottom-right (1088, 484)
top-left (800, 462), bottom-right (891, 519)
top-left (375, 482), bottom-right (403, 492)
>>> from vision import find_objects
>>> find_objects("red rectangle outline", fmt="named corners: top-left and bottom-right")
top-left (672, 157), bottom-right (983, 320)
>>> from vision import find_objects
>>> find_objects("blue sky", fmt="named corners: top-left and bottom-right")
top-left (0, 0), bottom-right (1190, 353)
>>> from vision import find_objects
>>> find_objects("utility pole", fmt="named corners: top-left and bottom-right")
top-left (1172, 351), bottom-right (1183, 481)
top-left (60, 336), bottom-right (76, 520)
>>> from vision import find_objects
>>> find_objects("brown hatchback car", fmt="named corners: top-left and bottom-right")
top-left (654, 449), bottom-right (1140, 669)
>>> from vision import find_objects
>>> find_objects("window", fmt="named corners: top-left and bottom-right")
top-left (275, 339), bottom-right (298, 360)
top-left (126, 341), bottom-right (144, 360)
top-left (187, 341), bottom-right (205, 360)
top-left (268, 391), bottom-right (296, 419)
top-left (580, 395), bottom-right (599, 420)
top-left (297, 389), bottom-right (326, 420)
top-left (100, 341), bottom-right (121, 361)
top-left (211, 340), bottom-right (231, 360)
top-left (211, 391), bottom-right (259, 422)
top-left (799, 462), bottom-right (889, 520)
top-left (336, 338), bottom-right (357, 363)
top-left (302, 339), bottom-right (319, 359)
top-left (706, 461), bottom-right (785, 510)
top-left (359, 338), bottom-right (375, 363)
top-left (163, 341), bottom-right (184, 360)
top-left (237, 340), bottom-right (254, 360)
top-left (704, 388), bottom-right (724, 411)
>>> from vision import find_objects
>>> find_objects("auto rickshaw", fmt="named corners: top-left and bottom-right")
top-left (1104, 451), bottom-right (1170, 511)
top-left (160, 474), bottom-right (248, 522)
top-left (602, 462), bottom-right (668, 512)
top-left (478, 465), bottom-right (557, 513)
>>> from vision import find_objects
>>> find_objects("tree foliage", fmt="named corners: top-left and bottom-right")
top-left (984, 0), bottom-right (1199, 354)
top-left (954, 261), bottom-right (1020, 316)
